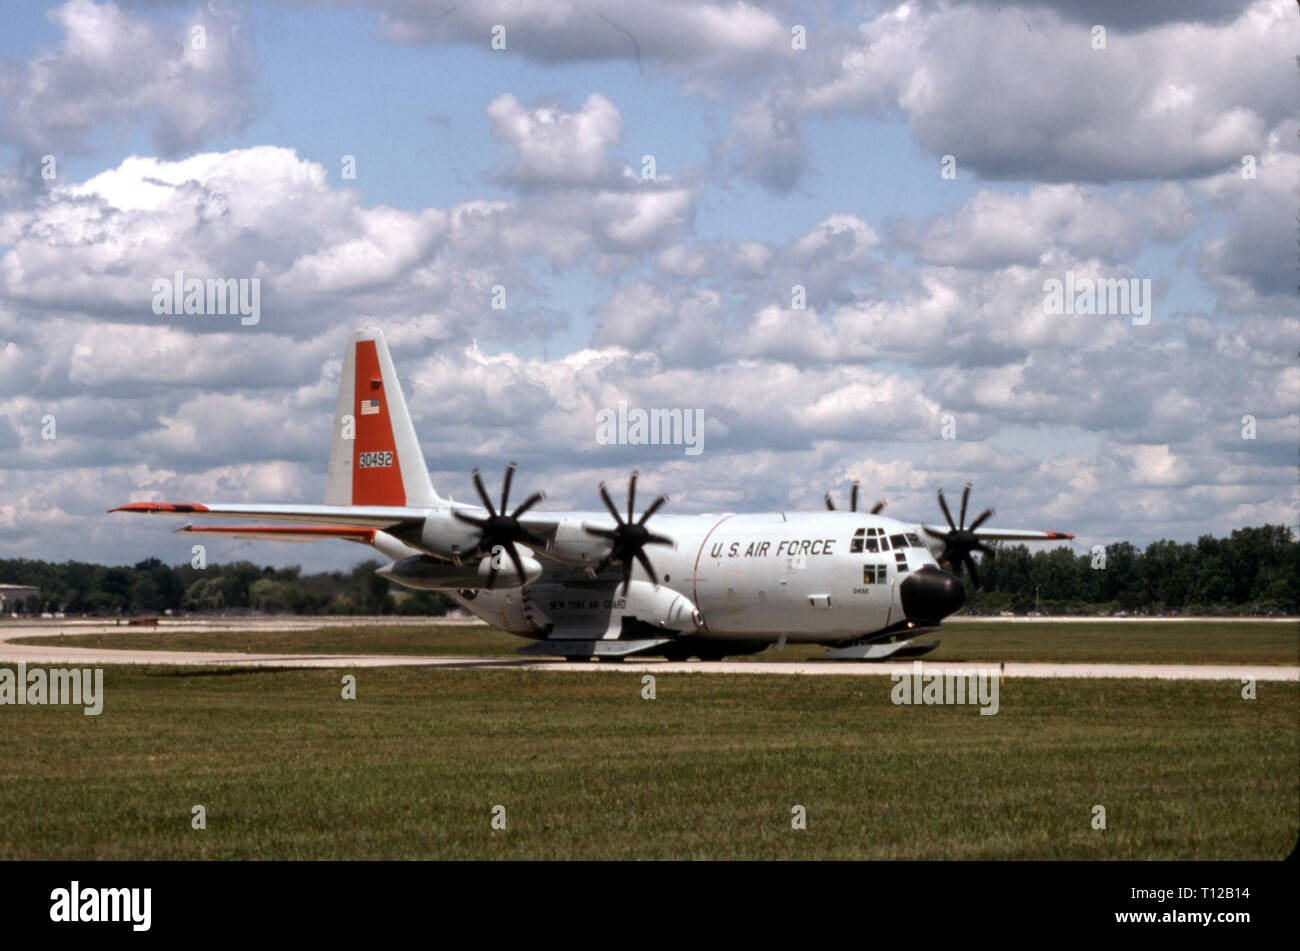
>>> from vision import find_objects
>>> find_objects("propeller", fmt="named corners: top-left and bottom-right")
top-left (922, 483), bottom-right (995, 589)
top-left (583, 470), bottom-right (674, 593)
top-left (824, 480), bottom-right (885, 514)
top-left (452, 462), bottom-right (546, 589)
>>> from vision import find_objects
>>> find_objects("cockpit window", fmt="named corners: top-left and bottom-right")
top-left (865, 536), bottom-right (880, 553)
top-left (905, 533), bottom-right (922, 547)
top-left (850, 528), bottom-right (865, 553)
top-left (889, 534), bottom-right (906, 550)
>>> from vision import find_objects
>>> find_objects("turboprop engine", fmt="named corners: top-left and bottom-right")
top-left (376, 550), bottom-right (542, 590)
top-left (627, 580), bottom-right (703, 632)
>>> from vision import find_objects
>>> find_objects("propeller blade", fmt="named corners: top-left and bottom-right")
top-left (871, 501), bottom-right (886, 514)
top-left (850, 482), bottom-right (860, 512)
top-left (964, 552), bottom-right (981, 591)
top-left (518, 530), bottom-right (547, 549)
top-left (486, 556), bottom-right (500, 590)
top-left (959, 483), bottom-right (971, 530)
top-left (598, 483), bottom-right (623, 524)
top-left (505, 543), bottom-right (527, 587)
top-left (633, 548), bottom-right (658, 585)
top-left (627, 470), bottom-right (638, 523)
top-left (500, 461), bottom-right (516, 513)
top-left (584, 525), bottom-right (618, 539)
top-left (510, 491), bottom-right (545, 520)
top-left (937, 488), bottom-right (956, 531)
top-left (637, 494), bottom-right (668, 525)
top-left (452, 511), bottom-right (487, 528)
top-left (471, 469), bottom-right (496, 516)
top-left (825, 494), bottom-right (835, 511)
top-left (968, 507), bottom-right (996, 532)
top-left (620, 559), bottom-right (634, 595)
top-left (644, 532), bottom-right (674, 548)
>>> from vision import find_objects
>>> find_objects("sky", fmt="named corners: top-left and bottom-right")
top-left (0, 0), bottom-right (1296, 573)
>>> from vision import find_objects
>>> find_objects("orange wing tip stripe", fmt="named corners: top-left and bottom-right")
top-left (1043, 531), bottom-right (1075, 539)
top-left (109, 502), bottom-right (211, 514)
top-left (175, 525), bottom-right (377, 541)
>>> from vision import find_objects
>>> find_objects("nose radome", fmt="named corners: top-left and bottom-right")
top-left (899, 567), bottom-right (966, 623)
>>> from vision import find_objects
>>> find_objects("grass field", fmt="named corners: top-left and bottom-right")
top-left (0, 664), bottom-right (1294, 860)
top-left (13, 618), bottom-right (1298, 664)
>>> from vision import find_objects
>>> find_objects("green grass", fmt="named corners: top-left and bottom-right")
top-left (13, 619), bottom-right (1298, 664)
top-left (12, 623), bottom-right (529, 657)
top-left (0, 665), bottom-right (1294, 859)
top-left (927, 619), bottom-right (1299, 665)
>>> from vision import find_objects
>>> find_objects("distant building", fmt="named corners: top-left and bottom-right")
top-left (0, 584), bottom-right (40, 613)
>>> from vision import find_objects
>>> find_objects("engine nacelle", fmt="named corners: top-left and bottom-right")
top-left (377, 550), bottom-right (542, 590)
top-left (419, 509), bottom-right (488, 562)
top-left (545, 515), bottom-right (617, 566)
top-left (525, 578), bottom-right (702, 635)
top-left (626, 580), bottom-right (703, 632)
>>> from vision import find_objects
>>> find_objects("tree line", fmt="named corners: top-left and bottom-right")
top-left (0, 557), bottom-right (452, 616)
top-left (1, 524), bottom-right (1295, 617)
top-left (968, 524), bottom-right (1298, 614)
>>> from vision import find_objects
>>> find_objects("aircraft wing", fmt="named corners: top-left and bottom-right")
top-left (171, 524), bottom-right (423, 560)
top-left (920, 525), bottom-right (1074, 542)
top-left (109, 501), bottom-right (427, 529)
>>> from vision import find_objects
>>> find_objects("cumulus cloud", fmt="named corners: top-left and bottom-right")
top-left (898, 183), bottom-right (1193, 268)
top-left (487, 92), bottom-right (625, 188)
top-left (790, 0), bottom-right (1296, 183)
top-left (373, 0), bottom-right (789, 75)
top-left (0, 133), bottom-right (695, 334)
top-left (721, 97), bottom-right (808, 194)
top-left (0, 0), bottom-right (259, 157)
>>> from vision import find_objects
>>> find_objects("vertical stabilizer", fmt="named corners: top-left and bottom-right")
top-left (325, 328), bottom-right (439, 508)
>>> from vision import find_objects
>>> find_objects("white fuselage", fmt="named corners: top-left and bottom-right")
top-left (448, 511), bottom-right (944, 644)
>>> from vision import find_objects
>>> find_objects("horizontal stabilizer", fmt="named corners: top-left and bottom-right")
top-left (111, 502), bottom-right (427, 529)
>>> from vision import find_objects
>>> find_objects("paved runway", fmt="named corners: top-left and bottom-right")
top-left (1, 622), bottom-right (1295, 681)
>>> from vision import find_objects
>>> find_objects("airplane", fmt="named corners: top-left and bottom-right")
top-left (111, 328), bottom-right (1073, 661)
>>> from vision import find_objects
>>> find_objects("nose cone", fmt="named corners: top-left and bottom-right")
top-left (899, 567), bottom-right (966, 623)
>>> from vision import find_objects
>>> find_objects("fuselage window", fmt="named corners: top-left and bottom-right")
top-left (863, 564), bottom-right (888, 584)
top-left (905, 533), bottom-right (922, 547)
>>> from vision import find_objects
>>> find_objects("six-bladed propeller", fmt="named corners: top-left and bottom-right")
top-left (923, 483), bottom-right (996, 589)
top-left (824, 480), bottom-right (885, 514)
top-left (583, 470), bottom-right (675, 594)
top-left (452, 462), bottom-right (546, 589)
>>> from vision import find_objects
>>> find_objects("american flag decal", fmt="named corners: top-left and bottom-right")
top-left (360, 399), bottom-right (380, 415)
